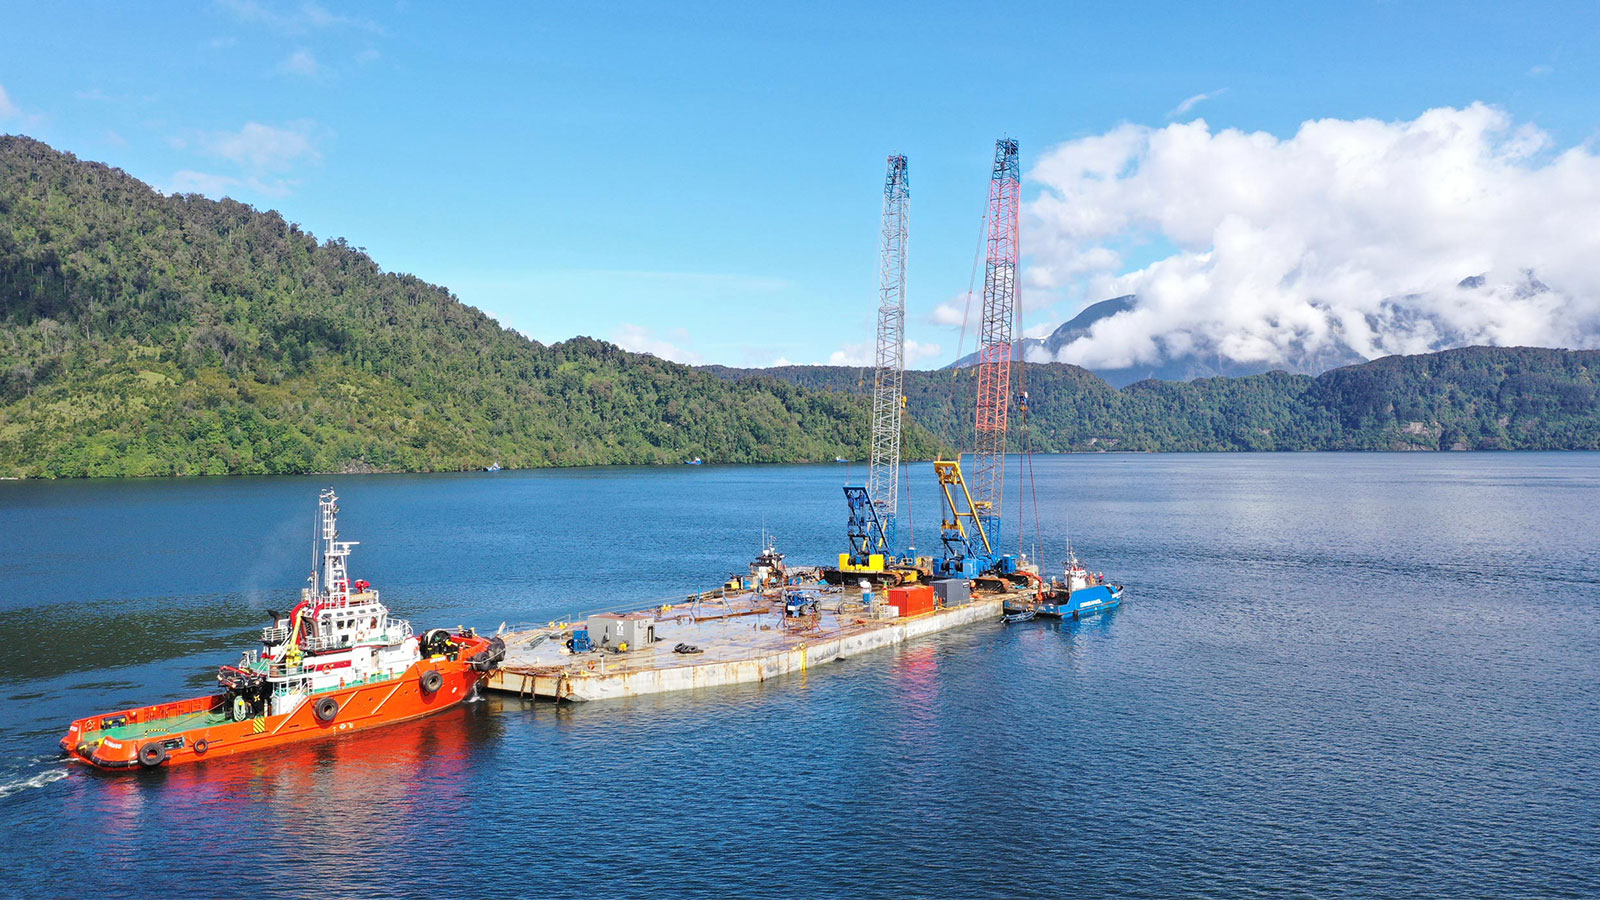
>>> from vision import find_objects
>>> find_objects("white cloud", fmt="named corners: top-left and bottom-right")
top-left (355, 48), bottom-right (380, 65)
top-left (200, 120), bottom-right (321, 171)
top-left (0, 84), bottom-right (46, 128)
top-left (168, 170), bottom-right (242, 197)
top-left (1168, 88), bottom-right (1226, 119)
top-left (1024, 245), bottom-right (1120, 291)
top-left (827, 341), bottom-right (870, 366)
top-left (930, 294), bottom-right (973, 328)
top-left (1026, 104), bottom-right (1600, 371)
top-left (1529, 64), bottom-right (1553, 77)
top-left (276, 48), bottom-right (321, 77)
top-left (905, 340), bottom-right (944, 367)
top-left (216, 0), bottom-right (383, 34)
top-left (164, 170), bottom-right (303, 199)
top-left (298, 1), bottom-right (382, 33)
top-left (827, 339), bottom-right (943, 368)
top-left (614, 324), bottom-right (703, 365)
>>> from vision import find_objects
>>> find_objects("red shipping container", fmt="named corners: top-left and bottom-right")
top-left (888, 584), bottom-right (936, 617)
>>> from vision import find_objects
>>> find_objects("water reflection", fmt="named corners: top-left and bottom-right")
top-left (75, 704), bottom-right (497, 893)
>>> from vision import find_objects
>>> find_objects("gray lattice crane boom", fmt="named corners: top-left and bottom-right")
top-left (842, 155), bottom-right (909, 573)
top-left (869, 154), bottom-right (909, 536)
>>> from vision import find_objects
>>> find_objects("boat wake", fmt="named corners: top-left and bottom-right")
top-left (0, 768), bottom-right (67, 800)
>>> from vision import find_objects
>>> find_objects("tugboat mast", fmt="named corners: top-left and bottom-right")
top-left (312, 488), bottom-right (357, 606)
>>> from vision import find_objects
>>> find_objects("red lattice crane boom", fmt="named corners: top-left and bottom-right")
top-left (971, 138), bottom-right (1020, 526)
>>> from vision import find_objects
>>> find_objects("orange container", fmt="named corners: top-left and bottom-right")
top-left (888, 584), bottom-right (936, 617)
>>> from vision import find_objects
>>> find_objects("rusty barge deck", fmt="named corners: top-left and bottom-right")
top-left (486, 585), bottom-right (1013, 702)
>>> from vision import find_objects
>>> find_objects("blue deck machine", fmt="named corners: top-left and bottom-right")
top-left (932, 459), bottom-right (1016, 580)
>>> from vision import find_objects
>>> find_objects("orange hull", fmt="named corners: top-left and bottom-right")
top-left (61, 636), bottom-right (494, 771)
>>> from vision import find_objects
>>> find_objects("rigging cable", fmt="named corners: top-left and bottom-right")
top-left (949, 193), bottom-right (993, 461)
top-left (1015, 318), bottom-right (1041, 564)
top-left (902, 451), bottom-right (915, 560)
top-left (951, 205), bottom-right (990, 382)
top-left (1022, 399), bottom-right (1042, 564)
top-left (1010, 194), bottom-right (1042, 566)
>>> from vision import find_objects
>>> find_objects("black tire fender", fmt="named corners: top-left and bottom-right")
top-left (192, 738), bottom-right (209, 755)
top-left (313, 696), bottom-right (339, 723)
top-left (138, 742), bottom-right (168, 768)
top-left (420, 669), bottom-right (444, 695)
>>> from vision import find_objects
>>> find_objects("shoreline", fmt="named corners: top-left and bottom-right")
top-left (5, 447), bottom-right (1599, 482)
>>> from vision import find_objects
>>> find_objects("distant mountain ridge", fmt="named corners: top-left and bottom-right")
top-left (946, 295), bottom-right (1135, 370)
top-left (708, 345), bottom-right (1600, 452)
top-left (947, 293), bottom-right (1364, 386)
top-left (1040, 294), bottom-right (1137, 355)
top-left (954, 272), bottom-right (1562, 388)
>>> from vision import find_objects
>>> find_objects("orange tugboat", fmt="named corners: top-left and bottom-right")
top-left (60, 489), bottom-right (504, 770)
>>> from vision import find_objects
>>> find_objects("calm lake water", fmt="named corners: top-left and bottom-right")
top-left (2, 453), bottom-right (1598, 899)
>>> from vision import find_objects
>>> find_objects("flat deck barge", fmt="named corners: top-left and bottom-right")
top-left (487, 584), bottom-right (1014, 702)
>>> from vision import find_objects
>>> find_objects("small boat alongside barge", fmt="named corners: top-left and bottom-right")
top-left (1004, 552), bottom-right (1124, 622)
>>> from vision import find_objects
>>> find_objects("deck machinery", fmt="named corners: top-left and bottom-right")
top-left (830, 154), bottom-right (919, 586)
top-left (936, 138), bottom-right (1022, 580)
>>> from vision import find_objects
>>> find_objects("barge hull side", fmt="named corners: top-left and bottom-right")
top-left (489, 597), bottom-right (1002, 702)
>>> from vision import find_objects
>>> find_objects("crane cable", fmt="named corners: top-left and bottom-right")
top-left (1010, 188), bottom-right (1042, 565)
top-left (951, 197), bottom-right (991, 459)
top-left (1015, 296), bottom-right (1041, 564)
top-left (851, 357), bottom-right (870, 485)
top-left (1018, 387), bottom-right (1043, 565)
top-left (902, 451), bottom-right (915, 561)
top-left (952, 208), bottom-right (987, 376)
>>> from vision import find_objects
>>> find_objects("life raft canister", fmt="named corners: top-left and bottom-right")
top-left (313, 696), bottom-right (339, 723)
top-left (419, 670), bottom-right (444, 695)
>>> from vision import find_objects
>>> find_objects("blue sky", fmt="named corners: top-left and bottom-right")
top-left (3, 1), bottom-right (1598, 367)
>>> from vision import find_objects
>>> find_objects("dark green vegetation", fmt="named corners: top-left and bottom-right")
top-left (709, 345), bottom-right (1600, 453)
top-left (3, 136), bottom-right (1597, 479)
top-left (0, 136), bottom-right (943, 477)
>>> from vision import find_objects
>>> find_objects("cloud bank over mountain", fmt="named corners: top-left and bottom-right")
top-left (1025, 104), bottom-right (1600, 372)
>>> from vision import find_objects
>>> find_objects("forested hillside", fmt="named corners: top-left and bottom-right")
top-left (3, 136), bottom-right (1597, 480)
top-left (709, 345), bottom-right (1600, 452)
top-left (0, 136), bottom-right (943, 477)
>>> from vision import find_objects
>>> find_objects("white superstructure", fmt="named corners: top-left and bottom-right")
top-left (225, 489), bottom-right (423, 720)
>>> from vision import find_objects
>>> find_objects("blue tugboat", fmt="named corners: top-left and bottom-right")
top-left (1004, 551), bottom-right (1122, 622)
top-left (1037, 552), bottom-right (1122, 619)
